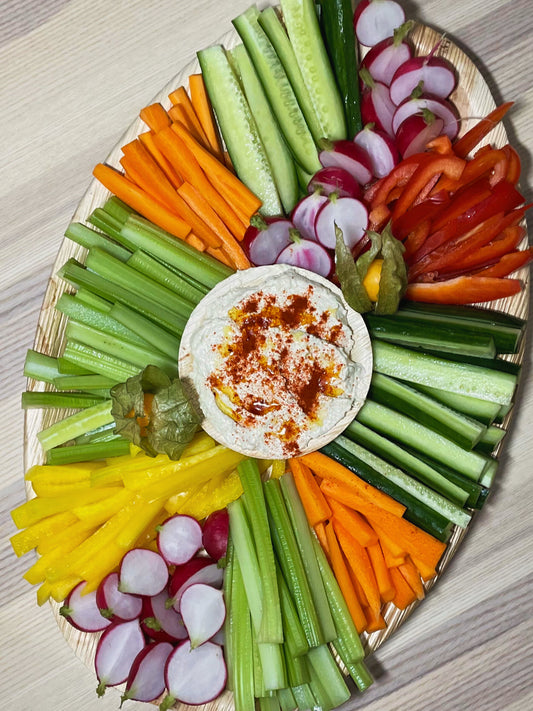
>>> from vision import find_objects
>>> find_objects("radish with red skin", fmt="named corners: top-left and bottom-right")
top-left (291, 192), bottom-right (328, 241)
top-left (275, 233), bottom-right (334, 278)
top-left (392, 92), bottom-right (459, 139)
top-left (396, 110), bottom-right (445, 158)
top-left (318, 138), bottom-right (373, 185)
top-left (180, 583), bottom-right (226, 648)
top-left (118, 548), bottom-right (168, 597)
top-left (202, 508), bottom-right (229, 563)
top-left (96, 572), bottom-right (143, 623)
top-left (121, 642), bottom-right (174, 705)
top-left (389, 55), bottom-right (457, 105)
top-left (307, 167), bottom-right (362, 199)
top-left (161, 640), bottom-right (227, 709)
top-left (353, 123), bottom-right (399, 179)
top-left (242, 216), bottom-right (293, 266)
top-left (168, 555), bottom-right (224, 611)
top-left (141, 588), bottom-right (188, 642)
top-left (94, 618), bottom-right (146, 697)
top-left (59, 581), bottom-right (111, 633)
top-left (314, 195), bottom-right (369, 251)
top-left (354, 0), bottom-right (406, 47)
top-left (360, 68), bottom-right (397, 137)
top-left (360, 21), bottom-right (414, 86)
top-left (156, 514), bottom-right (203, 566)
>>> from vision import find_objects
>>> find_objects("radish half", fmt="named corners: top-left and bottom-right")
top-left (360, 21), bottom-right (414, 86)
top-left (118, 548), bottom-right (169, 597)
top-left (121, 642), bottom-right (174, 705)
top-left (392, 93), bottom-right (459, 139)
top-left (242, 216), bottom-right (293, 266)
top-left (389, 55), bottom-right (457, 105)
top-left (318, 139), bottom-right (373, 185)
top-left (291, 192), bottom-right (328, 241)
top-left (59, 581), bottom-right (111, 633)
top-left (180, 583), bottom-right (226, 648)
top-left (395, 111), bottom-right (445, 158)
top-left (202, 509), bottom-right (229, 563)
top-left (169, 556), bottom-right (224, 611)
top-left (275, 234), bottom-right (334, 278)
top-left (163, 640), bottom-right (227, 707)
top-left (354, 0), bottom-right (406, 47)
top-left (353, 124), bottom-right (399, 179)
top-left (307, 167), bottom-right (362, 199)
top-left (314, 196), bottom-right (369, 251)
top-left (360, 69), bottom-right (396, 137)
top-left (96, 572), bottom-right (143, 623)
top-left (95, 619), bottom-right (146, 697)
top-left (156, 514), bottom-right (203, 566)
top-left (141, 588), bottom-right (188, 643)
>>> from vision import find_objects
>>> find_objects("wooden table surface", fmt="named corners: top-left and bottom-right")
top-left (2, 1), bottom-right (532, 709)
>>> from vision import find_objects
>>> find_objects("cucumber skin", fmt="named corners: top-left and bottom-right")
top-left (198, 44), bottom-right (283, 216)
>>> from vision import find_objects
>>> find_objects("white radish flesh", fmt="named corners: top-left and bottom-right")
top-left (291, 192), bottom-right (328, 240)
top-left (275, 236), bottom-right (334, 278)
top-left (96, 572), bottom-right (143, 623)
top-left (354, 0), bottom-right (406, 47)
top-left (360, 73), bottom-right (397, 137)
top-left (95, 619), bottom-right (146, 697)
top-left (307, 167), bottom-right (362, 199)
top-left (118, 548), bottom-right (169, 597)
top-left (157, 514), bottom-right (203, 566)
top-left (392, 94), bottom-right (459, 139)
top-left (169, 556), bottom-right (224, 611)
top-left (396, 112), bottom-right (445, 158)
top-left (121, 642), bottom-right (174, 704)
top-left (353, 124), bottom-right (399, 179)
top-left (314, 197), bottom-right (369, 251)
top-left (318, 140), bottom-right (373, 185)
top-left (202, 509), bottom-right (229, 563)
top-left (361, 25), bottom-right (413, 86)
top-left (389, 55), bottom-right (457, 105)
top-left (242, 217), bottom-right (293, 266)
top-left (180, 583), bottom-right (226, 648)
top-left (59, 581), bottom-right (111, 633)
top-left (164, 640), bottom-right (227, 706)
top-left (142, 588), bottom-right (188, 642)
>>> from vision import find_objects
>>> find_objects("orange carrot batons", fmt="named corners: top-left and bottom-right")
top-left (289, 458), bottom-right (331, 527)
top-left (138, 131), bottom-right (183, 189)
top-left (188, 73), bottom-right (225, 159)
top-left (333, 520), bottom-right (381, 616)
top-left (139, 103), bottom-right (172, 133)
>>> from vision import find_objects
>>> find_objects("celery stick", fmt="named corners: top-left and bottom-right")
top-left (65, 222), bottom-right (131, 262)
top-left (280, 472), bottom-right (336, 643)
top-left (264, 478), bottom-right (324, 648)
top-left (62, 341), bottom-right (140, 382)
top-left (109, 303), bottom-right (180, 361)
top-left (283, 645), bottom-right (309, 688)
top-left (36, 400), bottom-right (114, 451)
top-left (74, 289), bottom-right (113, 312)
top-left (306, 645), bottom-right (351, 709)
top-left (54, 373), bottom-right (118, 391)
top-left (57, 357), bottom-right (92, 375)
top-left (277, 569), bottom-right (309, 658)
top-left (223, 538), bottom-right (235, 692)
top-left (258, 696), bottom-right (280, 711)
top-left (21, 391), bottom-right (104, 409)
top-left (276, 687), bottom-right (297, 711)
top-left (46, 439), bottom-right (130, 465)
top-left (24, 350), bottom-right (61, 384)
top-left (126, 250), bottom-right (205, 306)
top-left (102, 196), bottom-right (135, 224)
top-left (230, 553), bottom-right (256, 711)
top-left (238, 459), bottom-right (283, 644)
top-left (252, 626), bottom-right (267, 699)
top-left (74, 422), bottom-right (118, 445)
top-left (88, 208), bottom-right (125, 242)
top-left (290, 683), bottom-right (315, 711)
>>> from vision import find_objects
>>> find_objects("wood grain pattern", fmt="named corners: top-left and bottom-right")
top-left (2, 2), bottom-right (533, 710)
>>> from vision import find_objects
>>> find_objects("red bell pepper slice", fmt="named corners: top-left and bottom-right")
top-left (456, 147), bottom-right (508, 189)
top-left (429, 178), bottom-right (493, 233)
top-left (474, 248), bottom-right (533, 278)
top-left (368, 153), bottom-right (432, 209)
top-left (435, 225), bottom-right (526, 275)
top-left (452, 102), bottom-right (514, 158)
top-left (403, 219), bottom-right (432, 260)
top-left (404, 276), bottom-right (522, 304)
top-left (392, 190), bottom-right (451, 240)
top-left (502, 144), bottom-right (521, 184)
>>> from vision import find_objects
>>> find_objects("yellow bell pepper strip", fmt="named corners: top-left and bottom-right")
top-left (179, 468), bottom-right (244, 520)
top-left (270, 460), bottom-right (286, 480)
top-left (49, 576), bottom-right (83, 603)
top-left (30, 478), bottom-right (92, 498)
top-left (77, 542), bottom-right (126, 592)
top-left (164, 483), bottom-right (205, 515)
top-left (25, 463), bottom-right (96, 484)
top-left (115, 497), bottom-right (166, 548)
top-left (11, 487), bottom-right (123, 529)
top-left (72, 488), bottom-right (136, 528)
top-left (36, 580), bottom-right (54, 607)
top-left (10, 511), bottom-right (77, 558)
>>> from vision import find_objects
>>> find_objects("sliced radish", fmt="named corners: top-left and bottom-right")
top-left (157, 514), bottom-right (203, 566)
top-left (180, 583), bottom-right (226, 648)
top-left (118, 548), bottom-right (169, 597)
top-left (242, 216), bottom-right (293, 266)
top-left (307, 167), bottom-right (362, 199)
top-left (275, 234), bottom-right (334, 278)
top-left (142, 588), bottom-right (188, 642)
top-left (314, 196), bottom-right (369, 251)
top-left (318, 139), bottom-right (373, 185)
top-left (163, 640), bottom-right (227, 707)
top-left (360, 68), bottom-right (396, 137)
top-left (95, 619), bottom-right (145, 697)
top-left (354, 0), bottom-right (406, 47)
top-left (395, 110), bottom-right (445, 158)
top-left (202, 509), bottom-right (229, 563)
top-left (360, 21), bottom-right (414, 86)
top-left (389, 55), bottom-right (457, 105)
top-left (353, 124), bottom-right (399, 179)
top-left (59, 581), bottom-right (111, 633)
top-left (96, 572), bottom-right (143, 623)
top-left (169, 556), bottom-right (224, 611)
top-left (291, 192), bottom-right (328, 241)
top-left (392, 93), bottom-right (459, 139)
top-left (121, 642), bottom-right (174, 705)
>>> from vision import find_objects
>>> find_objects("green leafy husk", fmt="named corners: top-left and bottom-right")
top-left (110, 364), bottom-right (200, 459)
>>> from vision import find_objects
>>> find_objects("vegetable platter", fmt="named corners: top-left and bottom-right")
top-left (3, 1), bottom-right (533, 711)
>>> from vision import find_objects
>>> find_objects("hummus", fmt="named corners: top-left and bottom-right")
top-left (179, 265), bottom-right (373, 459)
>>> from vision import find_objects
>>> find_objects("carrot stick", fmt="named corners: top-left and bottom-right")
top-left (92, 163), bottom-right (190, 240)
top-left (187, 233), bottom-right (207, 252)
top-left (325, 522), bottom-right (367, 634)
top-left (333, 519), bottom-right (381, 616)
top-left (170, 122), bottom-right (262, 221)
top-left (367, 542), bottom-right (396, 603)
top-left (168, 85), bottom-right (211, 147)
top-left (322, 479), bottom-right (446, 571)
top-left (139, 103), bottom-right (172, 133)
top-left (398, 556), bottom-right (426, 601)
top-left (313, 522), bottom-right (329, 557)
top-left (348, 566), bottom-right (369, 608)
top-left (188, 73), bottom-right (225, 159)
top-left (363, 605), bottom-right (387, 633)
top-left (138, 131), bottom-right (183, 189)
top-left (289, 458), bottom-right (332, 527)
top-left (453, 102), bottom-right (514, 159)
top-left (177, 182), bottom-right (250, 269)
top-left (327, 497), bottom-right (378, 547)
top-left (410, 554), bottom-right (437, 582)
top-left (154, 126), bottom-right (247, 240)
top-left (304, 452), bottom-right (406, 518)
top-left (168, 103), bottom-right (210, 147)
top-left (206, 245), bottom-right (233, 265)
top-left (378, 531), bottom-right (407, 568)
top-left (389, 566), bottom-right (418, 610)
